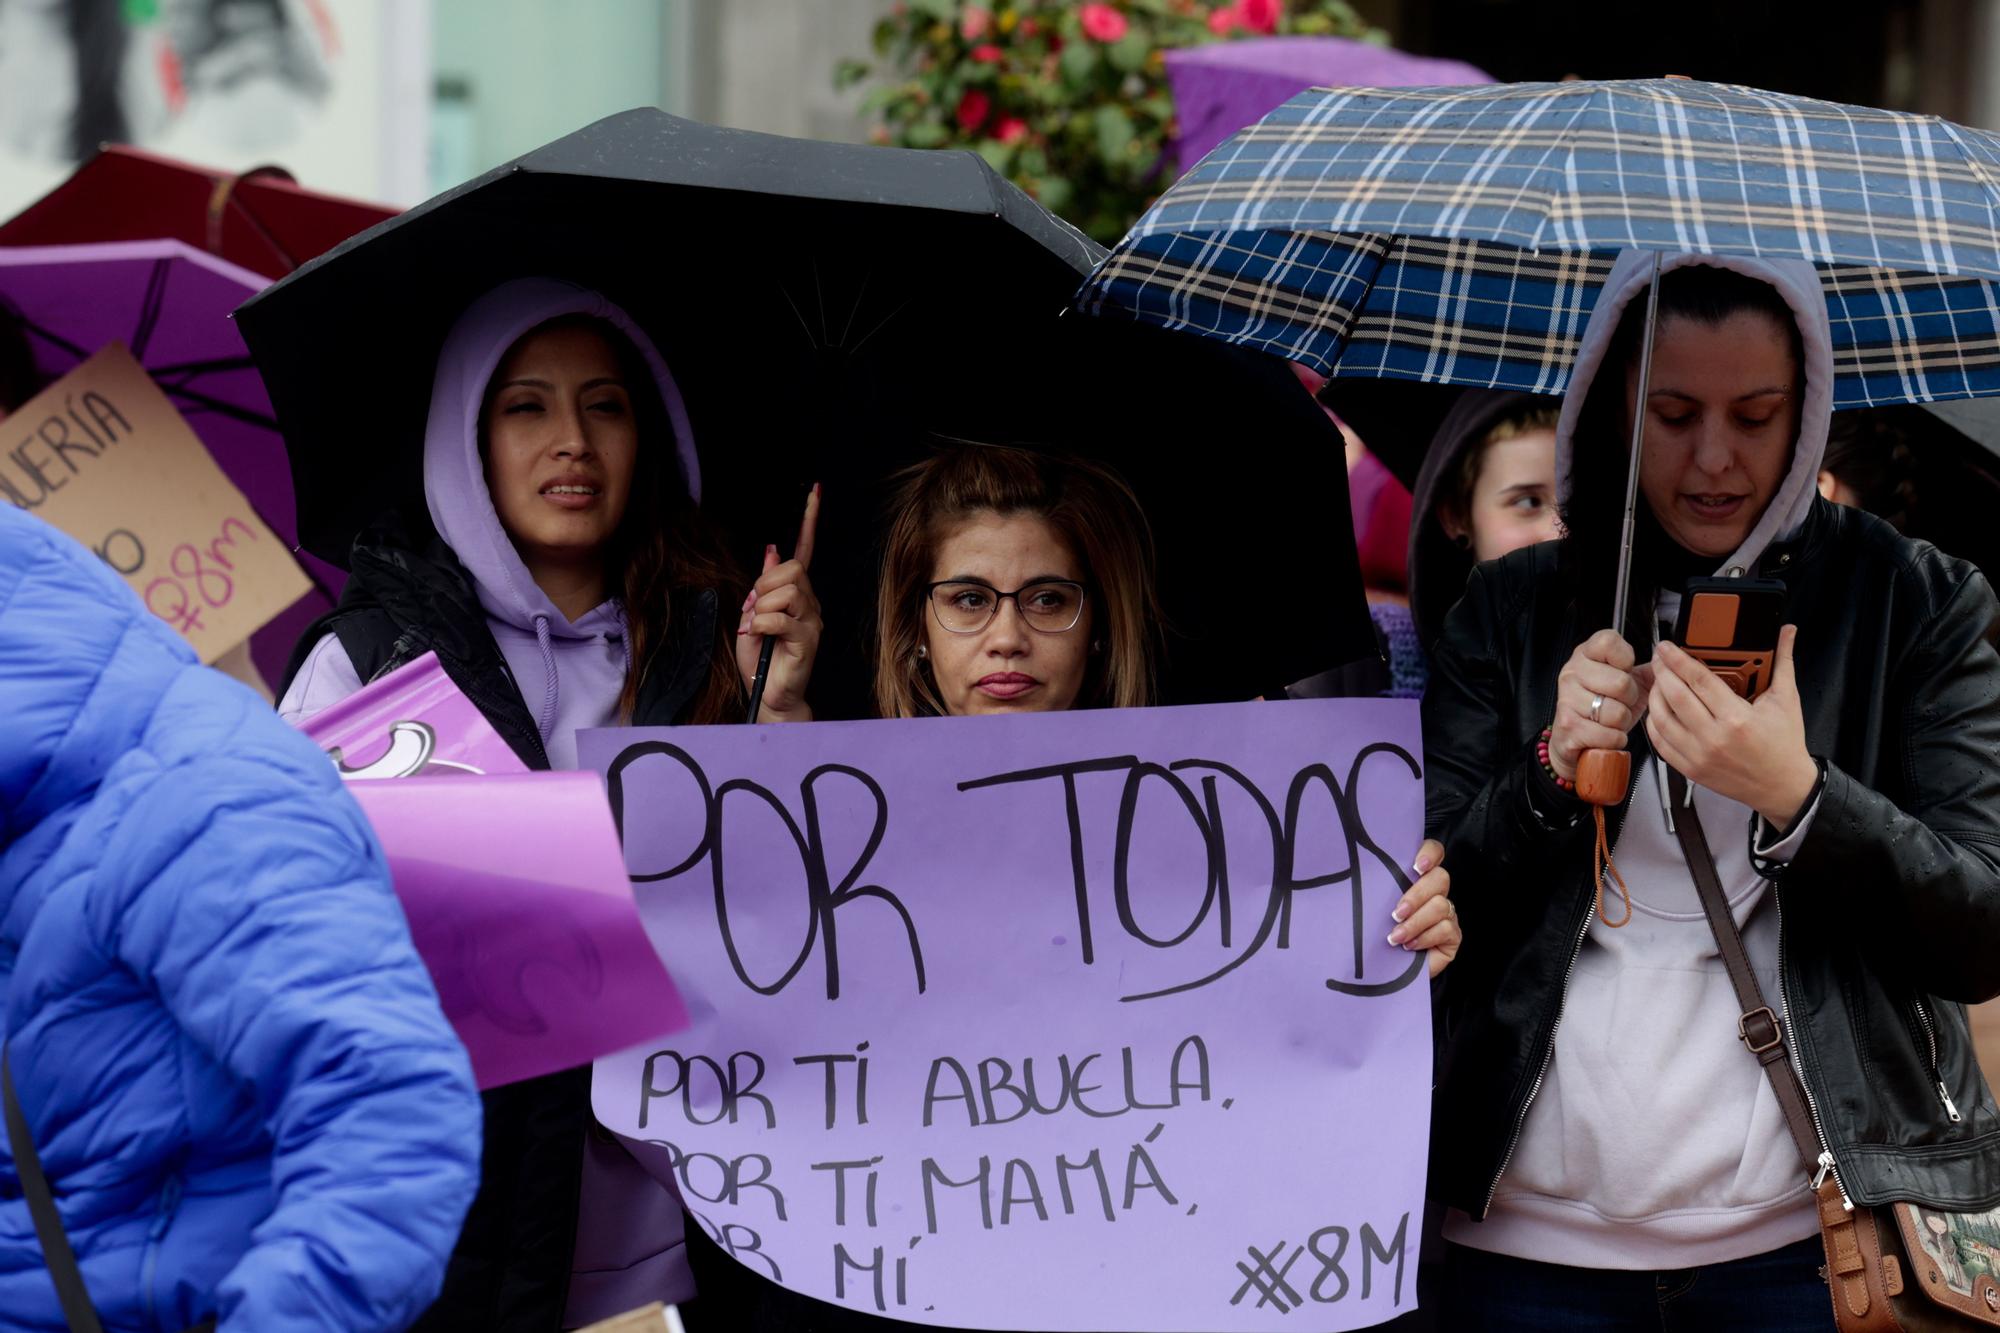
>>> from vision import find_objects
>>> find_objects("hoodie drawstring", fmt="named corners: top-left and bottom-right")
top-left (532, 613), bottom-right (559, 740)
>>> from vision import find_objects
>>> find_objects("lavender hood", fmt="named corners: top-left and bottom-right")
top-left (424, 277), bottom-right (701, 634)
top-left (421, 278), bottom-right (701, 761)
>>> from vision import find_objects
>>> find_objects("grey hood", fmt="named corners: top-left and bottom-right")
top-left (1554, 250), bottom-right (1835, 577)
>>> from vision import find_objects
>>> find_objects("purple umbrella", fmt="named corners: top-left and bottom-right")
top-left (0, 240), bottom-right (339, 683)
top-left (1166, 36), bottom-right (1492, 171)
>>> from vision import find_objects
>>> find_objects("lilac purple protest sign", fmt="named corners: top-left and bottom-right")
top-left (582, 699), bottom-right (1430, 1330)
top-left (350, 774), bottom-right (689, 1091)
top-left (298, 654), bottom-right (689, 1090)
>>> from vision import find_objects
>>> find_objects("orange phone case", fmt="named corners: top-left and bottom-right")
top-left (1679, 589), bottom-right (1777, 700)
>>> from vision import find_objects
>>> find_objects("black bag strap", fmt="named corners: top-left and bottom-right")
top-left (4, 1042), bottom-right (106, 1333)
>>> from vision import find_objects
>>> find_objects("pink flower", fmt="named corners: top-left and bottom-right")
top-left (1206, 4), bottom-right (1240, 35)
top-left (1238, 0), bottom-right (1281, 32)
top-left (1019, 17), bottom-right (1039, 36)
top-left (956, 88), bottom-right (993, 133)
top-left (960, 5), bottom-right (990, 39)
top-left (971, 43), bottom-right (1005, 62)
top-left (1080, 2), bottom-right (1129, 42)
top-left (996, 116), bottom-right (1029, 144)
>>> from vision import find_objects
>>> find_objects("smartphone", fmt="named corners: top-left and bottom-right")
top-left (1670, 576), bottom-right (1788, 701)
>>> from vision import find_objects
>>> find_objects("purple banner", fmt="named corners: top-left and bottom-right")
top-left (349, 773), bottom-right (689, 1091)
top-left (583, 699), bottom-right (1430, 1330)
top-left (298, 655), bottom-right (689, 1090)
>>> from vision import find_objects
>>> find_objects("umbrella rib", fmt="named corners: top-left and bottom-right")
top-left (776, 280), bottom-right (822, 349)
top-left (17, 318), bottom-right (88, 362)
top-left (130, 259), bottom-right (170, 362)
top-left (813, 259), bottom-right (830, 346)
top-left (231, 197), bottom-right (303, 273)
top-left (148, 355), bottom-right (260, 380)
top-left (163, 383), bottom-right (281, 432)
top-left (836, 271), bottom-right (872, 350)
top-left (848, 294), bottom-right (916, 357)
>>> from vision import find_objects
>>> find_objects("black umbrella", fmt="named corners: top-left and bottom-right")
top-left (1824, 401), bottom-right (2000, 585)
top-left (237, 108), bottom-right (1372, 715)
top-left (237, 108), bottom-right (1095, 563)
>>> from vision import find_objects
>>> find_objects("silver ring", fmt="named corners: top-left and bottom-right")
top-left (1589, 694), bottom-right (1605, 724)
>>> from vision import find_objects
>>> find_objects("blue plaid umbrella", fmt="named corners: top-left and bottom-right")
top-left (1077, 79), bottom-right (2000, 406)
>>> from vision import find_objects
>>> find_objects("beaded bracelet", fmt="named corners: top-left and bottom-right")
top-left (1537, 728), bottom-right (1574, 792)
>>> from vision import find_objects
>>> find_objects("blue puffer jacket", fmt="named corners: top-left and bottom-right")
top-left (0, 503), bottom-right (482, 1331)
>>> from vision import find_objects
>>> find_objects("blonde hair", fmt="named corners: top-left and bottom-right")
top-left (874, 442), bottom-right (1163, 718)
top-left (1480, 403), bottom-right (1560, 449)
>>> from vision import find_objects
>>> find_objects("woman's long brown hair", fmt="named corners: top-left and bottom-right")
top-left (873, 441), bottom-right (1162, 718)
top-left (488, 315), bottom-right (744, 725)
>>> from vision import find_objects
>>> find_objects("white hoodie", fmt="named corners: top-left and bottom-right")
top-left (1446, 251), bottom-right (1836, 1269)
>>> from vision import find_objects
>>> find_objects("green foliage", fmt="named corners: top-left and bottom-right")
top-left (840, 0), bottom-right (1384, 243)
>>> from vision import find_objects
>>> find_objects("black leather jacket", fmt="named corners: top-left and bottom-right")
top-left (1423, 496), bottom-right (2000, 1221)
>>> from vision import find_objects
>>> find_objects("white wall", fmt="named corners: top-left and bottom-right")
top-left (0, 0), bottom-right (425, 219)
top-left (431, 0), bottom-right (667, 188)
top-left (678, 0), bottom-right (882, 144)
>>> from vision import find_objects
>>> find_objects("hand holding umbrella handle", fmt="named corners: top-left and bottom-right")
top-left (746, 639), bottom-right (779, 725)
top-left (744, 484), bottom-right (822, 724)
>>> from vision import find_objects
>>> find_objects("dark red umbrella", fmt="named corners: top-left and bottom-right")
top-left (0, 144), bottom-right (395, 279)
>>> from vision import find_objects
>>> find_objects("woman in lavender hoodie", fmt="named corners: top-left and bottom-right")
top-left (278, 278), bottom-right (821, 1330)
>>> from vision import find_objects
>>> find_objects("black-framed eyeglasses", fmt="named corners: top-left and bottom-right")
top-left (925, 579), bottom-right (1087, 635)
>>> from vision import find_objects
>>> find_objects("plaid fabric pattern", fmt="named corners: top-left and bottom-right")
top-left (1078, 79), bottom-right (2000, 405)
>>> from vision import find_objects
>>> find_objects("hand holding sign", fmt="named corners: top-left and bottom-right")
top-left (1391, 839), bottom-right (1460, 978)
top-left (736, 482), bottom-right (823, 723)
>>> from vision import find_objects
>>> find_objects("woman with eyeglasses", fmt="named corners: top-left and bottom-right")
top-left (873, 440), bottom-right (1161, 718)
top-left (684, 440), bottom-right (1462, 1331)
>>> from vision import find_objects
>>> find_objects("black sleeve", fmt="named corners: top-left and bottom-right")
top-left (1422, 564), bottom-right (1593, 919)
top-left (1787, 571), bottom-right (2000, 1002)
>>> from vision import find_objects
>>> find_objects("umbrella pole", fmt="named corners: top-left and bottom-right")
top-left (1574, 249), bottom-right (1663, 931)
top-left (1609, 250), bottom-right (1665, 636)
top-left (746, 637), bottom-right (777, 724)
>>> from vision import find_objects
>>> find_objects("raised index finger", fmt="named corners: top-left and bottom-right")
top-left (793, 482), bottom-right (822, 572)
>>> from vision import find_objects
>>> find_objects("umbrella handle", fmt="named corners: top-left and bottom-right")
top-left (1576, 748), bottom-right (1632, 929)
top-left (742, 483), bottom-right (821, 724)
top-left (207, 166), bottom-right (303, 271)
top-left (1575, 747), bottom-right (1629, 806)
top-left (744, 635), bottom-right (777, 724)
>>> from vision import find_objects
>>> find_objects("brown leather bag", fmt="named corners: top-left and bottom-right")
top-left (1666, 769), bottom-right (2000, 1333)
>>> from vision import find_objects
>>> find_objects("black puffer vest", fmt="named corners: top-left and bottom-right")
top-left (281, 510), bottom-right (720, 1332)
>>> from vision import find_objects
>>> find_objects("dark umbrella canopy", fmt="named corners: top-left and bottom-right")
top-left (1823, 401), bottom-right (2000, 584)
top-left (237, 108), bottom-right (1098, 569)
top-left (238, 108), bottom-right (1371, 713)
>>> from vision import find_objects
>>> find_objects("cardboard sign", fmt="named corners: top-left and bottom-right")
top-left (583, 698), bottom-right (1432, 1331)
top-left (0, 343), bottom-right (308, 661)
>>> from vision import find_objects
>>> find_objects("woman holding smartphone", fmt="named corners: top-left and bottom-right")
top-left (1424, 253), bottom-right (2000, 1329)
